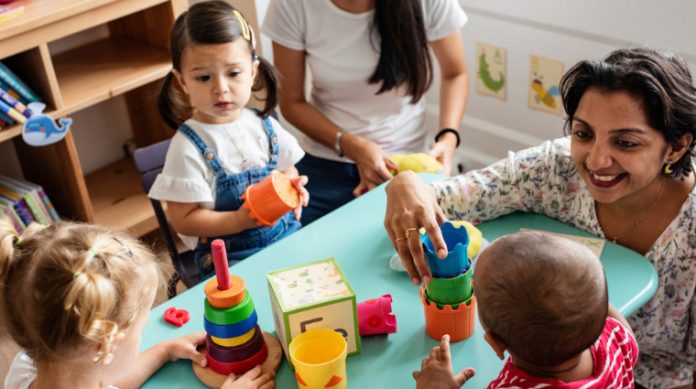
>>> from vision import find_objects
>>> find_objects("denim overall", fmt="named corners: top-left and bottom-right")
top-left (178, 116), bottom-right (301, 278)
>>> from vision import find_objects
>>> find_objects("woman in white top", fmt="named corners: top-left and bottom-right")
top-left (263, 0), bottom-right (469, 224)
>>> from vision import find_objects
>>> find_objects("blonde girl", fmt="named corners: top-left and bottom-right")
top-left (151, 1), bottom-right (309, 278)
top-left (0, 220), bottom-right (274, 389)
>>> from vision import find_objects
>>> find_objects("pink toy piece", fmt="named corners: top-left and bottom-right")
top-left (164, 307), bottom-right (190, 327)
top-left (357, 294), bottom-right (397, 336)
top-left (211, 239), bottom-right (231, 290)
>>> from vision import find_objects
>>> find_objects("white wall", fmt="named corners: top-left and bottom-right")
top-left (442, 1), bottom-right (696, 170)
top-left (257, 0), bottom-right (696, 172)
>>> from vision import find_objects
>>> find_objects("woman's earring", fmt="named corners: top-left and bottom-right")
top-left (664, 162), bottom-right (674, 175)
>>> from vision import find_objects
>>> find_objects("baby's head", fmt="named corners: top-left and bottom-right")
top-left (475, 230), bottom-right (607, 367)
top-left (0, 220), bottom-right (162, 370)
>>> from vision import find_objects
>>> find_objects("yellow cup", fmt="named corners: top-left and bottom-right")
top-left (289, 329), bottom-right (347, 389)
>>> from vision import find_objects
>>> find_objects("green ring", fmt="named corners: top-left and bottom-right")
top-left (425, 267), bottom-right (473, 304)
top-left (204, 291), bottom-right (255, 325)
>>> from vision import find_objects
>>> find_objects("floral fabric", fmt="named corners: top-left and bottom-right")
top-left (433, 137), bottom-right (696, 388)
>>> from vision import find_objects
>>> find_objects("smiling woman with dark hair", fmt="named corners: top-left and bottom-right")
top-left (384, 48), bottom-right (696, 389)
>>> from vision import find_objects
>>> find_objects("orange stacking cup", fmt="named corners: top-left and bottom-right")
top-left (242, 171), bottom-right (300, 226)
top-left (420, 287), bottom-right (476, 343)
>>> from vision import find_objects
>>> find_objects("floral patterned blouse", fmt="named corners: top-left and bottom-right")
top-left (432, 137), bottom-right (696, 388)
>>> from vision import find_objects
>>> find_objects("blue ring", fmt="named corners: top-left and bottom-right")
top-left (204, 310), bottom-right (258, 338)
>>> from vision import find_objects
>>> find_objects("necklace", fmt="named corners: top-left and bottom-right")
top-left (598, 179), bottom-right (665, 243)
top-left (226, 123), bottom-right (249, 169)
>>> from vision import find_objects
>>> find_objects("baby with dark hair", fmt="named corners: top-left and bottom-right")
top-left (414, 230), bottom-right (638, 388)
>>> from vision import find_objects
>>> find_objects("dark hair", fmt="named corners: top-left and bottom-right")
top-left (476, 231), bottom-right (609, 367)
top-left (560, 48), bottom-right (696, 178)
top-left (158, 0), bottom-right (279, 128)
top-left (368, 0), bottom-right (433, 103)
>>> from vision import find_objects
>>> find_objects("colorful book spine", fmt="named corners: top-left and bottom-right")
top-left (0, 5), bottom-right (24, 24)
top-left (0, 108), bottom-right (14, 125)
top-left (0, 78), bottom-right (21, 102)
top-left (0, 179), bottom-right (48, 225)
top-left (0, 176), bottom-right (59, 223)
top-left (0, 86), bottom-right (31, 117)
top-left (36, 187), bottom-right (60, 222)
top-left (0, 187), bottom-right (34, 226)
top-left (0, 203), bottom-right (24, 233)
top-left (0, 61), bottom-right (40, 103)
top-left (0, 99), bottom-right (26, 123)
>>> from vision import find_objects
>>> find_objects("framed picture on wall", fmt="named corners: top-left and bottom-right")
top-left (528, 55), bottom-right (564, 115)
top-left (475, 42), bottom-right (507, 100)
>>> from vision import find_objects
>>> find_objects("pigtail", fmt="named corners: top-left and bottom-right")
top-left (0, 218), bottom-right (20, 279)
top-left (253, 55), bottom-right (280, 117)
top-left (1, 221), bottom-right (161, 364)
top-left (158, 72), bottom-right (191, 129)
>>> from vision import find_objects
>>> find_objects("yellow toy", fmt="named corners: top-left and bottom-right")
top-left (390, 153), bottom-right (442, 174)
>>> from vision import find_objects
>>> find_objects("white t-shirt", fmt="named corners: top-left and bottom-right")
top-left (148, 109), bottom-right (305, 249)
top-left (4, 351), bottom-right (119, 389)
top-left (262, 0), bottom-right (468, 162)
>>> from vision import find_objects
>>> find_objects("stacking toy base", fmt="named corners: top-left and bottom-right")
top-left (420, 288), bottom-right (476, 343)
top-left (193, 331), bottom-right (282, 389)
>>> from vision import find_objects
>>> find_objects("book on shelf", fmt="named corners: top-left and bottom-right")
top-left (0, 5), bottom-right (23, 24)
top-left (0, 176), bottom-right (60, 228)
top-left (0, 196), bottom-right (24, 233)
top-left (2, 175), bottom-right (59, 222)
top-left (0, 61), bottom-right (41, 104)
top-left (0, 86), bottom-right (32, 117)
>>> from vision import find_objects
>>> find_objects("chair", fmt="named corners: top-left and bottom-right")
top-left (133, 139), bottom-right (200, 296)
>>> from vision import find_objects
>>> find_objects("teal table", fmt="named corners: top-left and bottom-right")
top-left (141, 175), bottom-right (657, 388)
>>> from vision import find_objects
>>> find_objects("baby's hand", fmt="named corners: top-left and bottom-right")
top-left (221, 365), bottom-right (275, 389)
top-left (290, 175), bottom-right (310, 221)
top-left (412, 335), bottom-right (475, 389)
top-left (162, 331), bottom-right (207, 367)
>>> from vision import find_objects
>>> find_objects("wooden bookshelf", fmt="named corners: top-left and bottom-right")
top-left (0, 0), bottom-right (186, 234)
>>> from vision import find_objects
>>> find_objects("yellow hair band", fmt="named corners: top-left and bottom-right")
top-left (232, 10), bottom-right (251, 45)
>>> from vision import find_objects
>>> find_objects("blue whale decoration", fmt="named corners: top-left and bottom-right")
top-left (21, 103), bottom-right (71, 147)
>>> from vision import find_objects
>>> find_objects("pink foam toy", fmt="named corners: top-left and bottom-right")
top-left (357, 294), bottom-right (397, 336)
top-left (211, 239), bottom-right (230, 290)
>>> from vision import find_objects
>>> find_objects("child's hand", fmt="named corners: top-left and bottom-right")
top-left (237, 205), bottom-right (261, 230)
top-left (163, 331), bottom-right (207, 367)
top-left (290, 175), bottom-right (310, 221)
top-left (413, 335), bottom-right (475, 389)
top-left (221, 365), bottom-right (275, 389)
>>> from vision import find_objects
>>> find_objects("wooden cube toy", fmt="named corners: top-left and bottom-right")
top-left (267, 258), bottom-right (361, 362)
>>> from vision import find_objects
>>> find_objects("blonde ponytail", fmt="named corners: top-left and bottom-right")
top-left (0, 221), bottom-right (160, 363)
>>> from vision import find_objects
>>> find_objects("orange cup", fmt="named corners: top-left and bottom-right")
top-left (242, 171), bottom-right (300, 226)
top-left (420, 287), bottom-right (476, 343)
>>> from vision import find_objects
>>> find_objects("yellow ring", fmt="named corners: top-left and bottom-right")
top-left (210, 326), bottom-right (257, 347)
top-left (405, 227), bottom-right (419, 239)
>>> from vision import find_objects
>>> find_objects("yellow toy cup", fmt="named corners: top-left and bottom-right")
top-left (289, 329), bottom-right (348, 389)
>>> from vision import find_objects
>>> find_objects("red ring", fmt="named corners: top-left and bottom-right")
top-left (206, 341), bottom-right (268, 375)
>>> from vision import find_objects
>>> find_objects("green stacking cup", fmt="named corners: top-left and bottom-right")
top-left (425, 267), bottom-right (473, 305)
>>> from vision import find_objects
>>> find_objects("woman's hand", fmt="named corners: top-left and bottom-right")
top-left (221, 365), bottom-right (275, 389)
top-left (384, 171), bottom-right (448, 285)
top-left (429, 132), bottom-right (458, 176)
top-left (413, 335), bottom-right (475, 389)
top-left (343, 133), bottom-right (398, 197)
top-left (290, 175), bottom-right (310, 221)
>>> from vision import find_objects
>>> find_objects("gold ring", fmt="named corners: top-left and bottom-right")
top-left (405, 227), bottom-right (419, 239)
top-left (395, 236), bottom-right (408, 242)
